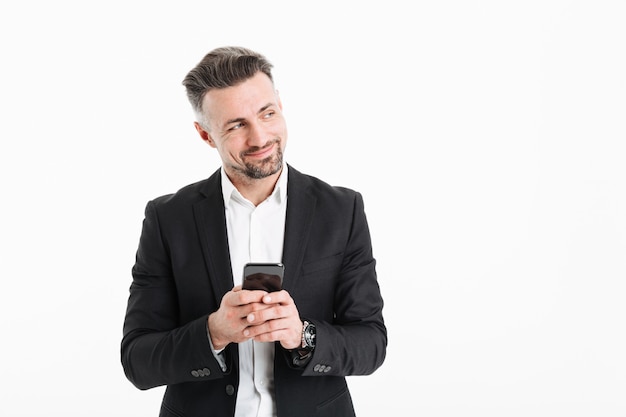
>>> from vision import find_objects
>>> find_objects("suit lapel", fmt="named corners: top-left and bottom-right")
top-left (193, 170), bottom-right (234, 306)
top-left (191, 166), bottom-right (315, 300)
top-left (282, 166), bottom-right (316, 290)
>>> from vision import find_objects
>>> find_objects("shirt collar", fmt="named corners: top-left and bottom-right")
top-left (221, 164), bottom-right (288, 207)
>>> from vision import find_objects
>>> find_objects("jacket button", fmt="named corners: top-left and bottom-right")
top-left (191, 370), bottom-right (199, 377)
top-left (226, 384), bottom-right (235, 396)
top-left (313, 364), bottom-right (321, 372)
top-left (323, 366), bottom-right (332, 373)
top-left (202, 368), bottom-right (211, 376)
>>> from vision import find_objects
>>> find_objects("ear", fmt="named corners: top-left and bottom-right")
top-left (194, 122), bottom-right (216, 148)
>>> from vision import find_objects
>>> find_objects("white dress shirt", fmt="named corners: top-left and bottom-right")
top-left (220, 165), bottom-right (288, 417)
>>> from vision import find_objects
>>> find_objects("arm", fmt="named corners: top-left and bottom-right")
top-left (284, 190), bottom-right (387, 377)
top-left (121, 200), bottom-right (225, 390)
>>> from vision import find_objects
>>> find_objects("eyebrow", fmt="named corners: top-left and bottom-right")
top-left (223, 103), bottom-right (275, 128)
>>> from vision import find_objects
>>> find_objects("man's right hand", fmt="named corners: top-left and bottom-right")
top-left (207, 285), bottom-right (272, 350)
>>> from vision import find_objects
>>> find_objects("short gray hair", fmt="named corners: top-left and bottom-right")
top-left (182, 46), bottom-right (274, 126)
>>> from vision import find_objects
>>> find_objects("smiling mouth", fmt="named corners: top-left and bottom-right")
top-left (244, 142), bottom-right (276, 159)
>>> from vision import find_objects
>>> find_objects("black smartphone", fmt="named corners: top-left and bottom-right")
top-left (242, 262), bottom-right (284, 292)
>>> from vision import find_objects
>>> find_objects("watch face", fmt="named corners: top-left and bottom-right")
top-left (304, 323), bottom-right (316, 348)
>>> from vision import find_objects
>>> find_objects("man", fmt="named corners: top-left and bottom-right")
top-left (121, 46), bottom-right (387, 417)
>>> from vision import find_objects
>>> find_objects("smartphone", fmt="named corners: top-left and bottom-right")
top-left (242, 262), bottom-right (284, 292)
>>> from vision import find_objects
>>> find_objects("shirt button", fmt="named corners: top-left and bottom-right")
top-left (226, 385), bottom-right (235, 396)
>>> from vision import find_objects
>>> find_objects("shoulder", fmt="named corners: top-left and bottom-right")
top-left (149, 169), bottom-right (221, 210)
top-left (287, 165), bottom-right (363, 206)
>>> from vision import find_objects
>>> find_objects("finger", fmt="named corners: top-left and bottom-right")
top-left (250, 319), bottom-right (298, 346)
top-left (262, 290), bottom-right (293, 305)
top-left (239, 289), bottom-right (270, 305)
top-left (249, 305), bottom-right (298, 329)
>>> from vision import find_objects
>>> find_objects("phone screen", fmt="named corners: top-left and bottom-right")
top-left (242, 263), bottom-right (284, 292)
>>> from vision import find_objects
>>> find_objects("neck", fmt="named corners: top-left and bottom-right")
top-left (227, 167), bottom-right (282, 206)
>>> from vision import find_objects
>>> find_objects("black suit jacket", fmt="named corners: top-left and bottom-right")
top-left (121, 165), bottom-right (387, 417)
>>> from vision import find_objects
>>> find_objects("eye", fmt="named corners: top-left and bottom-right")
top-left (228, 122), bottom-right (244, 131)
top-left (263, 111), bottom-right (275, 119)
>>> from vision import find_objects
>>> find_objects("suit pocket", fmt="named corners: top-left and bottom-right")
top-left (160, 402), bottom-right (185, 417)
top-left (301, 253), bottom-right (343, 276)
top-left (294, 253), bottom-right (343, 318)
top-left (316, 385), bottom-right (356, 417)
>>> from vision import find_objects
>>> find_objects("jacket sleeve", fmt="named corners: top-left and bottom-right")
top-left (120, 200), bottom-right (226, 390)
top-left (294, 191), bottom-right (387, 377)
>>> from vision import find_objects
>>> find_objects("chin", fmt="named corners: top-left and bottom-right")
top-left (244, 151), bottom-right (283, 179)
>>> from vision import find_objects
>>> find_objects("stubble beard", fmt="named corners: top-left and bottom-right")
top-left (240, 140), bottom-right (284, 180)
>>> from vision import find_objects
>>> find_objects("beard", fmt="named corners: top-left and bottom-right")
top-left (240, 140), bottom-right (284, 179)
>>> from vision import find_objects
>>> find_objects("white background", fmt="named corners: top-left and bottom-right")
top-left (1, 1), bottom-right (625, 416)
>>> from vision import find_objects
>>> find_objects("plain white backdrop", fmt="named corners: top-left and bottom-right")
top-left (1, 1), bottom-right (625, 416)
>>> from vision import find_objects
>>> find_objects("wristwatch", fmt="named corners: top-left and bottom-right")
top-left (301, 320), bottom-right (316, 350)
top-left (290, 320), bottom-right (316, 367)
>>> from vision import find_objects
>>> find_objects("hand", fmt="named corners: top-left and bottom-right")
top-left (241, 289), bottom-right (303, 350)
top-left (207, 285), bottom-right (273, 350)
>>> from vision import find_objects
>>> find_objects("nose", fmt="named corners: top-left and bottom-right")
top-left (246, 120), bottom-right (267, 147)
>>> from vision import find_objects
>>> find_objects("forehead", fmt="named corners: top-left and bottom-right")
top-left (202, 72), bottom-right (277, 121)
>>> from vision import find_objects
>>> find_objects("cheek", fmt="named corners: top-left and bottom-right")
top-left (221, 142), bottom-right (245, 162)
top-left (218, 136), bottom-right (241, 155)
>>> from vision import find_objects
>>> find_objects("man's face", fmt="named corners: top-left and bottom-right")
top-left (197, 72), bottom-right (288, 183)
